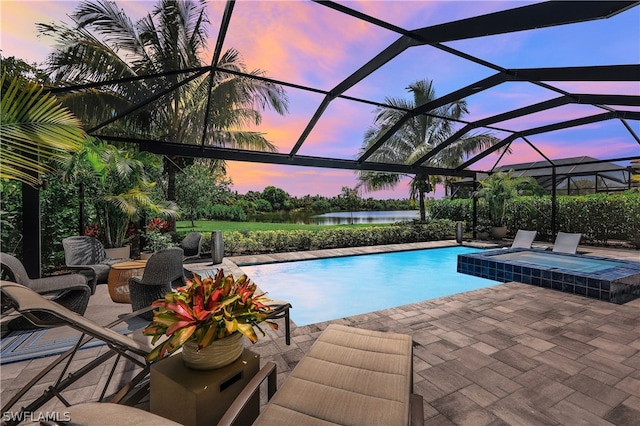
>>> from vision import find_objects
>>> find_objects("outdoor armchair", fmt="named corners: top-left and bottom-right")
top-left (180, 232), bottom-right (203, 261)
top-left (62, 236), bottom-right (125, 293)
top-left (0, 281), bottom-right (154, 426)
top-left (129, 247), bottom-right (186, 320)
top-left (0, 252), bottom-right (91, 330)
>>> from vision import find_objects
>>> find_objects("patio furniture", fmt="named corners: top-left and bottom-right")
top-left (0, 252), bottom-right (91, 330)
top-left (552, 232), bottom-right (582, 254)
top-left (129, 247), bottom-right (186, 320)
top-left (222, 324), bottom-right (423, 426)
top-left (0, 281), bottom-right (154, 424)
top-left (181, 232), bottom-right (203, 261)
top-left (53, 324), bottom-right (421, 426)
top-left (62, 236), bottom-right (127, 294)
top-left (107, 260), bottom-right (147, 304)
top-left (264, 299), bottom-right (292, 345)
top-left (510, 230), bottom-right (537, 249)
top-left (151, 349), bottom-right (260, 426)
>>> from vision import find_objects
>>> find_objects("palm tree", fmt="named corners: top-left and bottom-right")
top-left (38, 0), bottom-right (288, 203)
top-left (60, 138), bottom-right (179, 248)
top-left (357, 79), bottom-right (499, 221)
top-left (0, 72), bottom-right (87, 186)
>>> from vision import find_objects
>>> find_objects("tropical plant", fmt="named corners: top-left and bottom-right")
top-left (38, 0), bottom-right (289, 208)
top-left (143, 269), bottom-right (276, 363)
top-left (143, 231), bottom-right (174, 253)
top-left (0, 72), bottom-right (87, 186)
top-left (357, 78), bottom-right (500, 222)
top-left (475, 170), bottom-right (539, 227)
top-left (62, 139), bottom-right (179, 248)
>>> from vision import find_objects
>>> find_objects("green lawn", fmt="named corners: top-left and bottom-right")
top-left (176, 220), bottom-right (387, 233)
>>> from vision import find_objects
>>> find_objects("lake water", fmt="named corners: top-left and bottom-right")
top-left (309, 210), bottom-right (419, 225)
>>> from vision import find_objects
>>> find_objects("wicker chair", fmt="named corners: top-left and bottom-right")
top-left (129, 247), bottom-right (186, 320)
top-left (180, 232), bottom-right (202, 261)
top-left (62, 236), bottom-right (125, 293)
top-left (0, 252), bottom-right (91, 330)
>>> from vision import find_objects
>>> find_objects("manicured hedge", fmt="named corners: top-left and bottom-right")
top-left (197, 219), bottom-right (455, 255)
top-left (428, 191), bottom-right (640, 244)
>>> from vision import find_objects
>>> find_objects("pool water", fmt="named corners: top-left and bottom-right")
top-left (241, 246), bottom-right (499, 326)
top-left (493, 251), bottom-right (626, 273)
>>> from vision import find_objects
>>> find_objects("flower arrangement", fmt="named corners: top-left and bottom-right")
top-left (146, 218), bottom-right (171, 233)
top-left (143, 269), bottom-right (276, 363)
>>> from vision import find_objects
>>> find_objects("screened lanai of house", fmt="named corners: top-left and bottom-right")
top-left (18, 0), bottom-right (640, 275)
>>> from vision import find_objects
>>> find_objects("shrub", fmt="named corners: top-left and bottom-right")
top-left (218, 220), bottom-right (455, 255)
top-left (204, 204), bottom-right (247, 222)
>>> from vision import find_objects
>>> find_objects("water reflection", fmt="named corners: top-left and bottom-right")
top-left (247, 210), bottom-right (420, 225)
top-left (309, 210), bottom-right (419, 225)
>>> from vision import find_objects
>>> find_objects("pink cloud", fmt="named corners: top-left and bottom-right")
top-left (226, 161), bottom-right (412, 199)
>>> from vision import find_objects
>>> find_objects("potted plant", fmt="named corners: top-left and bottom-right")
top-left (475, 220), bottom-right (492, 240)
top-left (475, 171), bottom-right (537, 239)
top-left (143, 269), bottom-right (277, 369)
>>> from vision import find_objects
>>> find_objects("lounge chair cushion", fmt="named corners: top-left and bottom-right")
top-left (254, 324), bottom-right (413, 426)
top-left (65, 402), bottom-right (181, 425)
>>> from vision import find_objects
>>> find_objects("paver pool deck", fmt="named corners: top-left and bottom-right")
top-left (2, 240), bottom-right (639, 425)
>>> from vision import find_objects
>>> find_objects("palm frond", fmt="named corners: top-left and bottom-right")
top-left (0, 73), bottom-right (87, 186)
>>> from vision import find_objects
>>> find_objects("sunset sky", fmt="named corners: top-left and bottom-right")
top-left (1, 0), bottom-right (639, 199)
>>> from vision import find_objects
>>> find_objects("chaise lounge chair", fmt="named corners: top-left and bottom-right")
top-left (552, 232), bottom-right (582, 254)
top-left (53, 324), bottom-right (422, 426)
top-left (510, 230), bottom-right (537, 249)
top-left (0, 252), bottom-right (91, 330)
top-left (0, 281), bottom-right (154, 425)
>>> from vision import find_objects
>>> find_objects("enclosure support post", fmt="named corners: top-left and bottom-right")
top-left (551, 167), bottom-right (557, 238)
top-left (22, 182), bottom-right (41, 278)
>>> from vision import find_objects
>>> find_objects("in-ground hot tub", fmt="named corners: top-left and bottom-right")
top-left (457, 248), bottom-right (640, 304)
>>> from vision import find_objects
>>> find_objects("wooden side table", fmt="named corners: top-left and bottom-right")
top-left (150, 349), bottom-right (260, 426)
top-left (107, 260), bottom-right (147, 303)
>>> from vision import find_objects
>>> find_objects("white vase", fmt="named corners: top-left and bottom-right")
top-left (182, 332), bottom-right (244, 370)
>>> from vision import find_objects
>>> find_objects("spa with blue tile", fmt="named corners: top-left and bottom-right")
top-left (458, 248), bottom-right (640, 304)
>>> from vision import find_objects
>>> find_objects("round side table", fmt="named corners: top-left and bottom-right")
top-left (107, 260), bottom-right (147, 303)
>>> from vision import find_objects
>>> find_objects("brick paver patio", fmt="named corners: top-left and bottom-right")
top-left (2, 241), bottom-right (639, 425)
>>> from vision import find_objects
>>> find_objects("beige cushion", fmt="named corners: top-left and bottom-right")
top-left (254, 324), bottom-right (413, 426)
top-left (65, 402), bottom-right (181, 425)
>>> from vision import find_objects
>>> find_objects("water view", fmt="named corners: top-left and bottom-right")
top-left (248, 210), bottom-right (420, 225)
top-left (309, 210), bottom-right (419, 225)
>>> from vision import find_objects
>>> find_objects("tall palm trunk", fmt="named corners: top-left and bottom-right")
top-left (419, 191), bottom-right (426, 222)
top-left (166, 159), bottom-right (177, 231)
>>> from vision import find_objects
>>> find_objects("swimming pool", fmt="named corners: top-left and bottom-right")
top-left (240, 246), bottom-right (499, 326)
